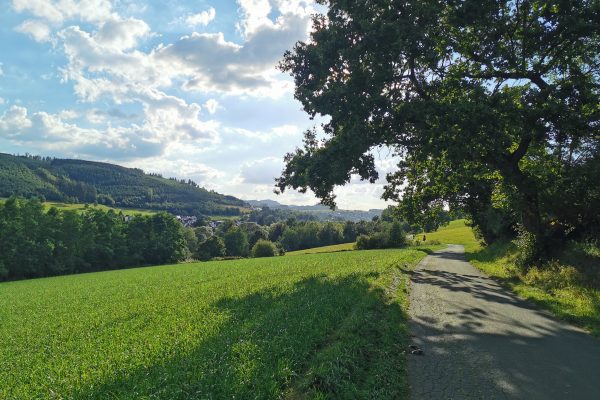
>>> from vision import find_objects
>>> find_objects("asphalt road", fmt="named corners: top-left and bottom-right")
top-left (408, 245), bottom-right (600, 400)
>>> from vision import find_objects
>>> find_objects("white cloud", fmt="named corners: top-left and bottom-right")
top-left (11, 0), bottom-right (115, 25)
top-left (0, 106), bottom-right (33, 133)
top-left (203, 99), bottom-right (220, 114)
top-left (0, 98), bottom-right (5, 105)
top-left (185, 7), bottom-right (216, 27)
top-left (95, 18), bottom-right (150, 51)
top-left (58, 109), bottom-right (78, 119)
top-left (15, 19), bottom-right (52, 43)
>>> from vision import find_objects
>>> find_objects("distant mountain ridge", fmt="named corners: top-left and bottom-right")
top-left (0, 153), bottom-right (246, 216)
top-left (247, 199), bottom-right (383, 222)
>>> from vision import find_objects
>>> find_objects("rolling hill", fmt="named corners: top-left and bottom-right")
top-left (0, 153), bottom-right (246, 216)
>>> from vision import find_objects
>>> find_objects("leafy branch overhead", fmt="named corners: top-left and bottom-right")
top-left (277, 0), bottom-right (599, 261)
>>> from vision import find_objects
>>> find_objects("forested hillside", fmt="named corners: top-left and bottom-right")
top-left (0, 153), bottom-right (245, 216)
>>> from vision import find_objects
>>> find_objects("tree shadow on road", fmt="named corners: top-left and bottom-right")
top-left (408, 249), bottom-right (600, 399)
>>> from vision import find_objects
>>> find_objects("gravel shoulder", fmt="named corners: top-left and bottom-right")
top-left (408, 245), bottom-right (600, 400)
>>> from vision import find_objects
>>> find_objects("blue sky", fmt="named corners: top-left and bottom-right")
top-left (0, 0), bottom-right (395, 210)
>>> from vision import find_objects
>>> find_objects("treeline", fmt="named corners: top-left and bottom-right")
top-left (0, 153), bottom-right (245, 216)
top-left (0, 197), bottom-right (187, 281)
top-left (186, 216), bottom-right (412, 261)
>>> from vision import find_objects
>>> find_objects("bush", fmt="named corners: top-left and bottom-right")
top-left (251, 240), bottom-right (277, 258)
top-left (513, 225), bottom-right (538, 269)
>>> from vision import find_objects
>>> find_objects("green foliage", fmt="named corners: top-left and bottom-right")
top-left (196, 235), bottom-right (226, 261)
top-left (0, 153), bottom-right (245, 216)
top-left (0, 197), bottom-right (187, 281)
top-left (251, 240), bottom-right (277, 258)
top-left (356, 222), bottom-right (408, 250)
top-left (224, 228), bottom-right (250, 257)
top-left (277, 0), bottom-right (600, 261)
top-left (0, 249), bottom-right (431, 399)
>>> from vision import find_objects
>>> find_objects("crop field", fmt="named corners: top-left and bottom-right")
top-left (286, 242), bottom-right (356, 256)
top-left (0, 248), bottom-right (434, 399)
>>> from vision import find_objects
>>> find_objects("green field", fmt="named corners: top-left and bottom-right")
top-left (418, 219), bottom-right (479, 250)
top-left (286, 242), bottom-right (356, 256)
top-left (0, 198), bottom-right (155, 216)
top-left (0, 249), bottom-right (433, 399)
top-left (43, 201), bottom-right (156, 216)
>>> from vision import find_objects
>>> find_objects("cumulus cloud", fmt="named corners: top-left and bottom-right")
top-left (11, 0), bottom-right (115, 24)
top-left (95, 18), bottom-right (151, 51)
top-left (185, 7), bottom-right (216, 26)
top-left (15, 19), bottom-right (52, 42)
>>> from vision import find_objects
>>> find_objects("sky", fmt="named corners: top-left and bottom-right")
top-left (0, 0), bottom-right (396, 210)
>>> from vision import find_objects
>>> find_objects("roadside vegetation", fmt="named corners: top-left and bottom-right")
top-left (426, 220), bottom-right (600, 336)
top-left (0, 249), bottom-right (434, 399)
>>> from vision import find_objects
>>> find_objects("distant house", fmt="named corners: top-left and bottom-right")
top-left (176, 215), bottom-right (198, 227)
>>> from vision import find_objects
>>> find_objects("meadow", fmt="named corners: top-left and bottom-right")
top-left (0, 197), bottom-right (155, 216)
top-left (0, 248), bottom-right (434, 399)
top-left (285, 242), bottom-right (356, 256)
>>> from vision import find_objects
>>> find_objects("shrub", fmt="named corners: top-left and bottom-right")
top-left (513, 225), bottom-right (538, 269)
top-left (251, 240), bottom-right (277, 258)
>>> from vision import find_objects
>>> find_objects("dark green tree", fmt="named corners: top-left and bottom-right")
top-left (277, 0), bottom-right (599, 261)
top-left (223, 228), bottom-right (250, 257)
top-left (196, 235), bottom-right (226, 261)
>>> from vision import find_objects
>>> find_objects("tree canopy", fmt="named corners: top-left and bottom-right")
top-left (277, 0), bottom-right (599, 261)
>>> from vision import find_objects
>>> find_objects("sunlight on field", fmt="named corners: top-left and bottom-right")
top-left (286, 242), bottom-right (356, 256)
top-left (0, 249), bottom-right (431, 399)
top-left (419, 219), bottom-right (480, 251)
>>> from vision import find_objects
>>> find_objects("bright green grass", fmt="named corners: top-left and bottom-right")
top-left (286, 242), bottom-right (356, 256)
top-left (416, 219), bottom-right (480, 252)
top-left (0, 249), bottom-right (433, 399)
top-left (43, 201), bottom-right (155, 216)
top-left (0, 198), bottom-right (155, 216)
top-left (424, 220), bottom-right (600, 336)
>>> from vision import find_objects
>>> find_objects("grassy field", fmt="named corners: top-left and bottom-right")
top-left (286, 242), bottom-right (356, 256)
top-left (424, 220), bottom-right (600, 336)
top-left (417, 219), bottom-right (479, 250)
top-left (0, 198), bottom-right (155, 216)
top-left (43, 201), bottom-right (156, 216)
top-left (0, 248), bottom-right (435, 399)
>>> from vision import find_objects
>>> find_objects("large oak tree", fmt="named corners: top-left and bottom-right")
top-left (277, 0), bottom-right (599, 260)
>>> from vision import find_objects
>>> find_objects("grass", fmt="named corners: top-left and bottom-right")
top-left (0, 198), bottom-right (155, 216)
top-left (423, 219), bottom-right (600, 336)
top-left (417, 219), bottom-right (479, 251)
top-left (0, 248), bottom-right (435, 399)
top-left (43, 201), bottom-right (156, 216)
top-left (286, 242), bottom-right (356, 256)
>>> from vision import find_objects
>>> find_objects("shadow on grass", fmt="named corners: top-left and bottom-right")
top-left (69, 274), bottom-right (410, 400)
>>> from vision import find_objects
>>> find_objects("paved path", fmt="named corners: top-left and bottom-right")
top-left (408, 245), bottom-right (600, 400)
